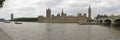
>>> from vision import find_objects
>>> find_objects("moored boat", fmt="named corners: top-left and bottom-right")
top-left (15, 21), bottom-right (22, 24)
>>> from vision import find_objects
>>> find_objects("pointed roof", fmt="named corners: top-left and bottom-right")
top-left (46, 8), bottom-right (51, 10)
top-left (89, 5), bottom-right (91, 10)
top-left (89, 5), bottom-right (91, 7)
top-left (61, 9), bottom-right (64, 14)
top-left (62, 9), bottom-right (64, 13)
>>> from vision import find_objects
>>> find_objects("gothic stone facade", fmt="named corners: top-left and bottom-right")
top-left (38, 6), bottom-right (91, 23)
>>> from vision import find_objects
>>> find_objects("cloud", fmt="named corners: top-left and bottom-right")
top-left (0, 0), bottom-right (120, 19)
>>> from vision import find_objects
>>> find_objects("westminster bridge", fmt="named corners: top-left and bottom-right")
top-left (96, 16), bottom-right (120, 27)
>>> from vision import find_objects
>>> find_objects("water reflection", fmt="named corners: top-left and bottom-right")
top-left (0, 22), bottom-right (120, 40)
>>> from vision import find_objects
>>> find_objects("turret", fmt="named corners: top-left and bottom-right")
top-left (61, 9), bottom-right (64, 16)
top-left (78, 13), bottom-right (82, 16)
top-left (46, 8), bottom-right (51, 17)
top-left (84, 13), bottom-right (87, 17)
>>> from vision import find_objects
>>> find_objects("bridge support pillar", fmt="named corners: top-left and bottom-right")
top-left (110, 21), bottom-right (114, 27)
top-left (102, 21), bottom-right (105, 25)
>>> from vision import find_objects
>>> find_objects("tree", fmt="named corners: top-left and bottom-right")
top-left (0, 0), bottom-right (5, 8)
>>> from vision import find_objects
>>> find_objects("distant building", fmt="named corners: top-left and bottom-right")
top-left (38, 6), bottom-right (92, 23)
top-left (0, 18), bottom-right (5, 22)
top-left (95, 14), bottom-right (108, 19)
top-left (11, 14), bottom-right (14, 21)
top-left (13, 17), bottom-right (38, 22)
top-left (87, 5), bottom-right (92, 22)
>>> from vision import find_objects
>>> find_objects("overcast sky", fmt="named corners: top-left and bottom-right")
top-left (0, 0), bottom-right (120, 19)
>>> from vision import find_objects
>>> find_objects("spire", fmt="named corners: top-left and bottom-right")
top-left (62, 9), bottom-right (64, 14)
top-left (61, 9), bottom-right (64, 16)
top-left (89, 5), bottom-right (91, 10)
top-left (88, 5), bottom-right (91, 20)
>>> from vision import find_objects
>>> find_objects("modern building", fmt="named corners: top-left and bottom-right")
top-left (38, 6), bottom-right (92, 23)
top-left (11, 13), bottom-right (14, 21)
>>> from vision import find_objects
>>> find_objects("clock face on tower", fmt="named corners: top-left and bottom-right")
top-left (88, 5), bottom-right (91, 19)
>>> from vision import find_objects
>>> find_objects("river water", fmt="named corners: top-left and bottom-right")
top-left (0, 22), bottom-right (120, 40)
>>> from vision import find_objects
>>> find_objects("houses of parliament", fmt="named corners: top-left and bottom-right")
top-left (38, 6), bottom-right (92, 23)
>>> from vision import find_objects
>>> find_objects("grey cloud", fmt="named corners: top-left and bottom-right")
top-left (70, 3), bottom-right (88, 7)
top-left (46, 0), bottom-right (63, 7)
top-left (16, 7), bottom-right (36, 11)
top-left (35, 0), bottom-right (63, 8)
top-left (0, 0), bottom-right (120, 19)
top-left (92, 0), bottom-right (102, 3)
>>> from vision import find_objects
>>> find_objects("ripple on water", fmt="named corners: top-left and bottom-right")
top-left (0, 22), bottom-right (120, 40)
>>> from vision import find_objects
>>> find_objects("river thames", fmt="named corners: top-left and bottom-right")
top-left (0, 22), bottom-right (120, 40)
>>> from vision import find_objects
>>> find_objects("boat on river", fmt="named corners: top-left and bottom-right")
top-left (15, 21), bottom-right (22, 24)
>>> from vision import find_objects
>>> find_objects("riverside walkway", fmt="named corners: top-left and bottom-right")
top-left (0, 28), bottom-right (13, 40)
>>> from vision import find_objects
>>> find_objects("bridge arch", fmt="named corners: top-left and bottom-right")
top-left (113, 19), bottom-right (120, 26)
top-left (104, 19), bottom-right (112, 26)
top-left (99, 20), bottom-right (103, 24)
